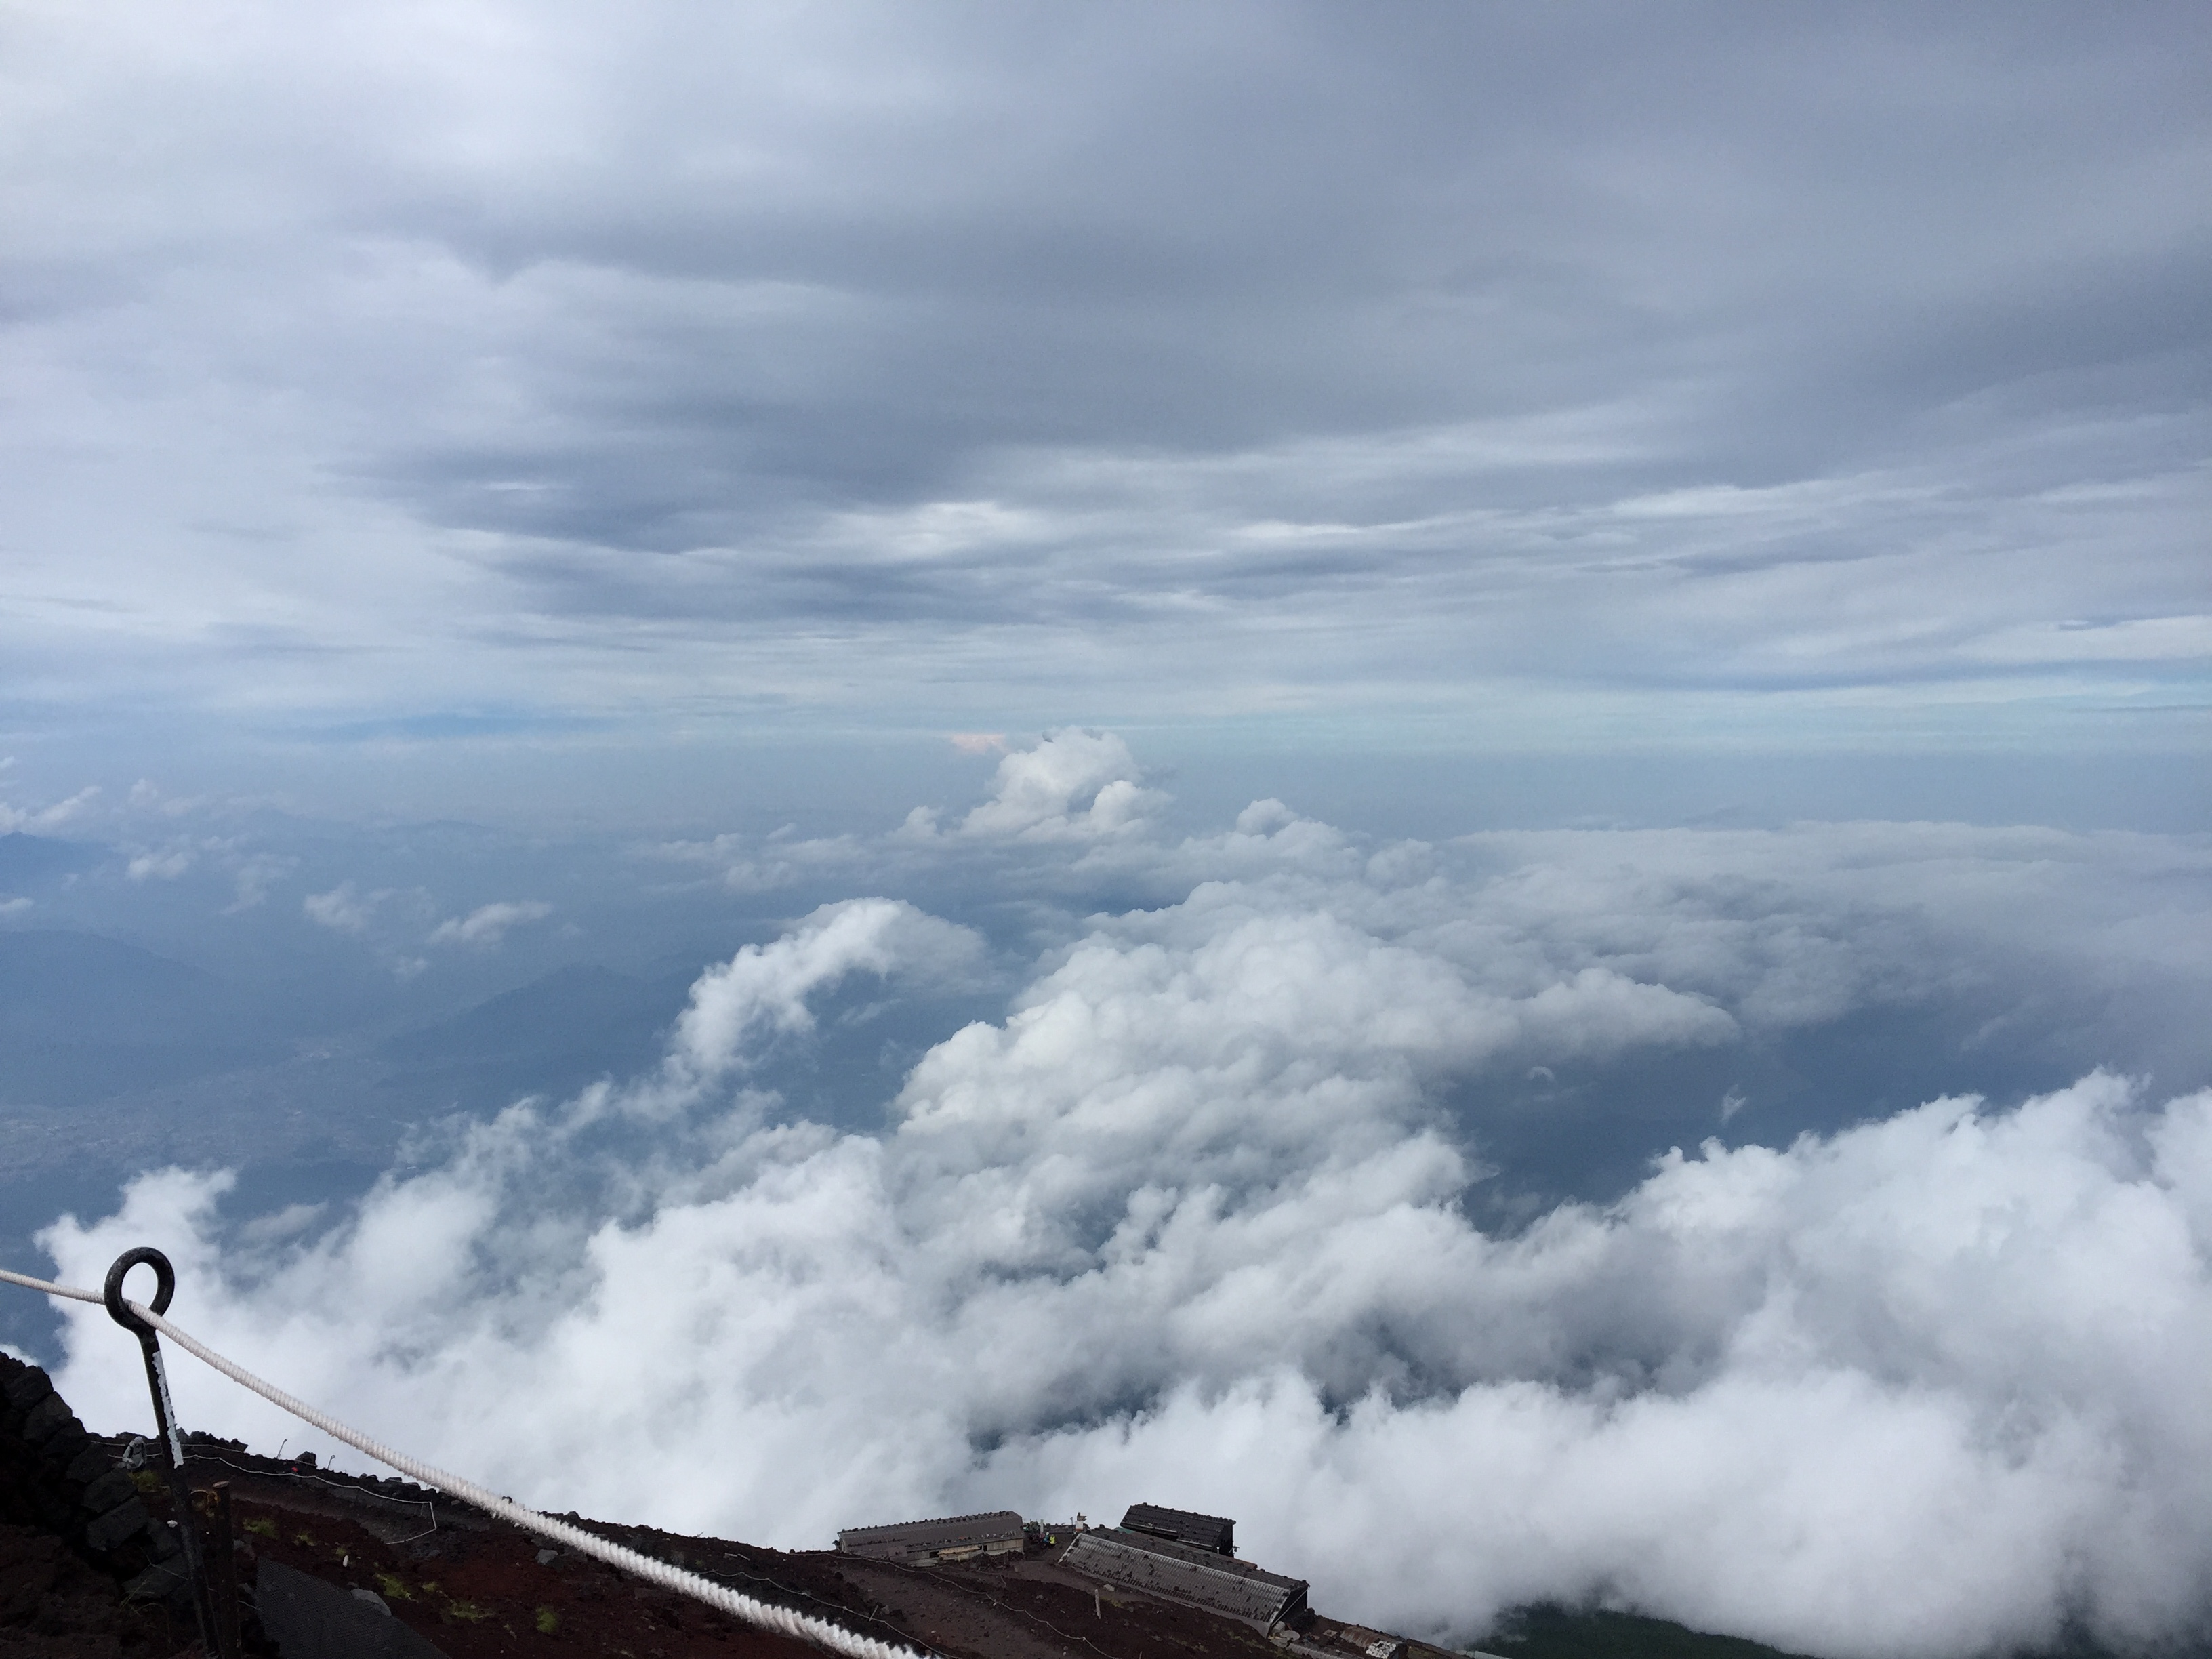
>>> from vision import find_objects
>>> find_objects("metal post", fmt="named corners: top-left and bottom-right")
top-left (104, 1247), bottom-right (221, 1656)
top-left (205, 1481), bottom-right (241, 1659)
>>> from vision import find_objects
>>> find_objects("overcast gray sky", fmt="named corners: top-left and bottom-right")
top-left (3, 1), bottom-right (2206, 820)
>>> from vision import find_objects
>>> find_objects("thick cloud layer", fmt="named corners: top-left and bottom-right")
top-left (29, 743), bottom-right (2212, 1659)
top-left (3, 3), bottom-right (2206, 771)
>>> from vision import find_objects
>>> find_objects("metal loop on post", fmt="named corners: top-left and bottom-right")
top-left (102, 1245), bottom-right (224, 1657)
top-left (5, 1254), bottom-right (928, 1659)
top-left (103, 1246), bottom-right (175, 1338)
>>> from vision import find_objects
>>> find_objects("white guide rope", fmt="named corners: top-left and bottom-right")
top-left (1, 1267), bottom-right (926, 1659)
top-left (0, 1266), bottom-right (101, 1305)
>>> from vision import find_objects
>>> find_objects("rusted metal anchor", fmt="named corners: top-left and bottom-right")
top-left (104, 1246), bottom-right (228, 1658)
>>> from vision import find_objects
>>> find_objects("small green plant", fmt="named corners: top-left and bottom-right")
top-left (419, 1582), bottom-right (493, 1624)
top-left (131, 1471), bottom-right (164, 1496)
top-left (535, 1606), bottom-right (560, 1635)
top-left (375, 1574), bottom-right (414, 1603)
top-left (243, 1518), bottom-right (277, 1540)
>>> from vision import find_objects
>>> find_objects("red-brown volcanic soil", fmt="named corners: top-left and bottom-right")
top-left (152, 1448), bottom-right (1308, 1659)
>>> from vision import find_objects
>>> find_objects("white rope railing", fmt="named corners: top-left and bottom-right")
top-left (2, 1265), bottom-right (927, 1659)
top-left (0, 1266), bottom-right (102, 1305)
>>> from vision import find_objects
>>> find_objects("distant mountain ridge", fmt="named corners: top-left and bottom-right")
top-left (379, 962), bottom-right (683, 1067)
top-left (0, 930), bottom-right (282, 1106)
top-left (0, 833), bottom-right (104, 891)
top-left (375, 962), bottom-right (694, 1106)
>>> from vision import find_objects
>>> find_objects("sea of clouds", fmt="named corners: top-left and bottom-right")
top-left (30, 734), bottom-right (2212, 1659)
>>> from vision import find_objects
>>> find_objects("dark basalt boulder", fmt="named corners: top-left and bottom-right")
top-left (1, 1353), bottom-right (195, 1654)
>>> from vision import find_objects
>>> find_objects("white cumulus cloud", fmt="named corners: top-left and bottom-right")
top-left (427, 899), bottom-right (553, 949)
top-left (903, 729), bottom-right (1167, 844)
top-left (27, 762), bottom-right (2212, 1659)
top-left (670, 898), bottom-right (986, 1084)
top-left (302, 882), bottom-right (380, 933)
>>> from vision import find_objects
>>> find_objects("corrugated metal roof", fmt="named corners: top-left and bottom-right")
top-left (836, 1510), bottom-right (1025, 1561)
top-left (1062, 1529), bottom-right (1307, 1631)
top-left (1120, 1502), bottom-right (1235, 1555)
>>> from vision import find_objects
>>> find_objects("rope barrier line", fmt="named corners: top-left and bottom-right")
top-left (0, 1266), bottom-right (102, 1305)
top-left (190, 1452), bottom-right (441, 1545)
top-left (3, 1267), bottom-right (927, 1659)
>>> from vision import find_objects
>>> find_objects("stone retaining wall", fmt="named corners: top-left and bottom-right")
top-left (0, 1351), bottom-right (194, 1612)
